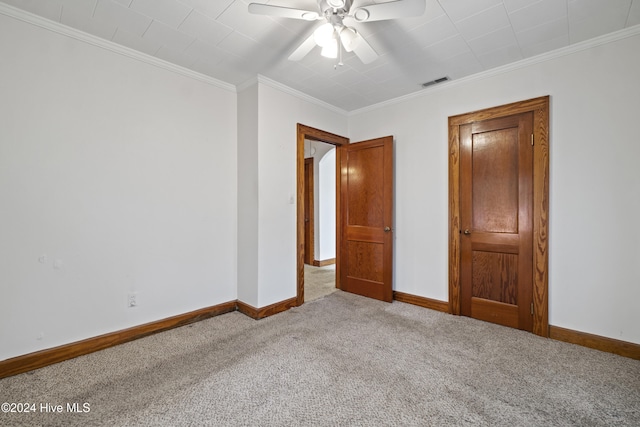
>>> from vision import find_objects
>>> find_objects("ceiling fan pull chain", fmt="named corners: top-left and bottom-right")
top-left (336, 38), bottom-right (344, 69)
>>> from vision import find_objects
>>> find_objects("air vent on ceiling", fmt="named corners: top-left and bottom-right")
top-left (421, 77), bottom-right (450, 88)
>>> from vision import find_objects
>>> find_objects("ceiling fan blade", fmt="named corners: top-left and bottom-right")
top-left (248, 3), bottom-right (320, 21)
top-left (350, 0), bottom-right (426, 23)
top-left (288, 33), bottom-right (317, 61)
top-left (351, 33), bottom-right (378, 64)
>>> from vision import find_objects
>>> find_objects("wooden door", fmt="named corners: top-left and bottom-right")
top-left (303, 158), bottom-right (314, 265)
top-left (338, 136), bottom-right (393, 302)
top-left (460, 112), bottom-right (534, 331)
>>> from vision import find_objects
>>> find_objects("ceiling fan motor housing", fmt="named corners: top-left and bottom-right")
top-left (328, 13), bottom-right (344, 27)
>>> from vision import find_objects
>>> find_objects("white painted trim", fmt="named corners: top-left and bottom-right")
top-left (349, 24), bottom-right (640, 116)
top-left (5, 0), bottom-right (638, 114)
top-left (0, 2), bottom-right (236, 93)
top-left (237, 77), bottom-right (259, 92)
top-left (256, 75), bottom-right (348, 116)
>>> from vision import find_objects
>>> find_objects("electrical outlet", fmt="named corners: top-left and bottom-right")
top-left (127, 293), bottom-right (137, 308)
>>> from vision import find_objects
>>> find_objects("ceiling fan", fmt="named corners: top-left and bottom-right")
top-left (248, 0), bottom-right (426, 64)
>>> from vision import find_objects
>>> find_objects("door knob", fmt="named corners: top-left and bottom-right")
top-left (463, 229), bottom-right (471, 235)
top-left (384, 227), bottom-right (391, 232)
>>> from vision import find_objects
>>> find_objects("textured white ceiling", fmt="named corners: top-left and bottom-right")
top-left (2, 0), bottom-right (639, 111)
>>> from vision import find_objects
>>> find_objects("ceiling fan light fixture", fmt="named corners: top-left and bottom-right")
top-left (352, 8), bottom-right (370, 22)
top-left (339, 27), bottom-right (359, 52)
top-left (301, 11), bottom-right (319, 20)
top-left (314, 22), bottom-right (335, 47)
top-left (321, 38), bottom-right (338, 58)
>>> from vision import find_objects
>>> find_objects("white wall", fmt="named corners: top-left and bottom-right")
top-left (237, 84), bottom-right (259, 307)
top-left (0, 13), bottom-right (238, 360)
top-left (255, 80), bottom-right (347, 307)
top-left (348, 31), bottom-right (640, 344)
top-left (317, 148), bottom-right (336, 261)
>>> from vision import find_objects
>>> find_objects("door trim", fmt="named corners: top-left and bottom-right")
top-left (303, 157), bottom-right (315, 265)
top-left (297, 124), bottom-right (348, 306)
top-left (448, 96), bottom-right (550, 337)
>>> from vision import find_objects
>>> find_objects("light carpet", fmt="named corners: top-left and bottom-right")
top-left (1, 291), bottom-right (639, 426)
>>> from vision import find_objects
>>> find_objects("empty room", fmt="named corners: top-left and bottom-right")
top-left (1, 0), bottom-right (639, 425)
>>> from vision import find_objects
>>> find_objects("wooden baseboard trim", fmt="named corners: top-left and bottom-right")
top-left (0, 300), bottom-right (237, 380)
top-left (312, 258), bottom-right (336, 267)
top-left (236, 297), bottom-right (298, 320)
top-left (549, 325), bottom-right (640, 360)
top-left (4, 298), bottom-right (637, 380)
top-left (393, 291), bottom-right (450, 313)
top-left (393, 292), bottom-right (639, 360)
top-left (236, 300), bottom-right (259, 319)
top-left (2, 296), bottom-right (301, 379)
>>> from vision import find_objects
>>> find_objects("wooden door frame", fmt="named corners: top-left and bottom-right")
top-left (448, 96), bottom-right (550, 337)
top-left (303, 157), bottom-right (315, 265)
top-left (297, 124), bottom-right (349, 306)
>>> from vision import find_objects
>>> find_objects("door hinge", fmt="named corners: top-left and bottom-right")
top-left (531, 302), bottom-right (534, 315)
top-left (531, 134), bottom-right (534, 146)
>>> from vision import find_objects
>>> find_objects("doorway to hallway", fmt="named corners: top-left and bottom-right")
top-left (296, 124), bottom-right (347, 306)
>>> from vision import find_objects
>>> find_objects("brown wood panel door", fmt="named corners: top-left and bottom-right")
top-left (303, 157), bottom-right (314, 265)
top-left (338, 136), bottom-right (393, 302)
top-left (460, 112), bottom-right (534, 331)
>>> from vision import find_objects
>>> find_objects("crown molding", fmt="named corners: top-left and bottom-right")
top-left (255, 75), bottom-right (349, 116)
top-left (236, 77), bottom-right (259, 92)
top-left (349, 24), bottom-right (640, 116)
top-left (5, 1), bottom-right (638, 115)
top-left (0, 2), bottom-right (236, 93)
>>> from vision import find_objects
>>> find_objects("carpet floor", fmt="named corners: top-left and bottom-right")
top-left (1, 291), bottom-right (639, 426)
